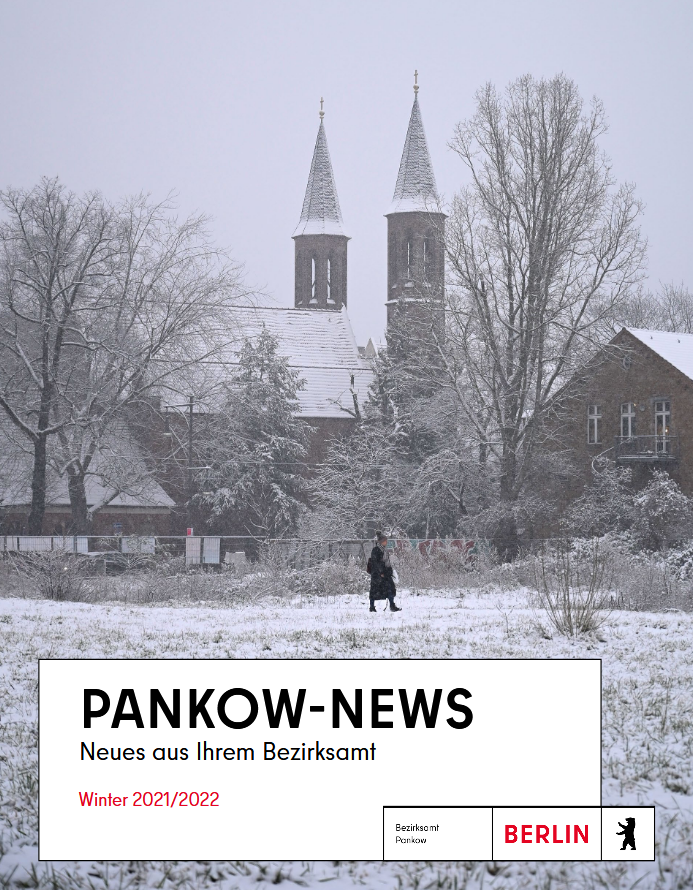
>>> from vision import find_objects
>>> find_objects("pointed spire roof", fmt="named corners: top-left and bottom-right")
top-left (388, 94), bottom-right (439, 214)
top-left (293, 117), bottom-right (348, 237)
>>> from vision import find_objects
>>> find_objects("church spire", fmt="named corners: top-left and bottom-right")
top-left (293, 103), bottom-right (347, 237)
top-left (388, 78), bottom-right (439, 214)
top-left (293, 102), bottom-right (349, 310)
top-left (385, 75), bottom-right (446, 334)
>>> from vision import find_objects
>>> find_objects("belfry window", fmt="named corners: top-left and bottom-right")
top-left (327, 258), bottom-right (333, 302)
top-left (424, 237), bottom-right (435, 281)
top-left (406, 239), bottom-right (414, 278)
top-left (310, 258), bottom-right (317, 302)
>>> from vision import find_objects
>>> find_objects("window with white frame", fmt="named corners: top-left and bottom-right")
top-left (621, 402), bottom-right (636, 438)
top-left (655, 400), bottom-right (671, 453)
top-left (587, 405), bottom-right (602, 444)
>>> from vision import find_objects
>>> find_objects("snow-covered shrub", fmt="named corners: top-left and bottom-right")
top-left (562, 463), bottom-right (635, 538)
top-left (631, 470), bottom-right (693, 551)
top-left (393, 544), bottom-right (496, 592)
top-left (663, 543), bottom-right (693, 581)
top-left (293, 558), bottom-right (368, 598)
top-left (10, 551), bottom-right (87, 601)
top-left (531, 539), bottom-right (613, 636)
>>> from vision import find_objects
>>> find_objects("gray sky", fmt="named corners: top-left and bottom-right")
top-left (1, 1), bottom-right (692, 345)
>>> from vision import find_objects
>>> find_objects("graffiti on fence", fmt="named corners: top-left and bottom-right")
top-left (387, 538), bottom-right (476, 558)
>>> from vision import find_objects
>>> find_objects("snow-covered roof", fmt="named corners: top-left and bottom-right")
top-left (624, 328), bottom-right (693, 382)
top-left (0, 423), bottom-right (175, 511)
top-left (292, 120), bottom-right (348, 238)
top-left (191, 306), bottom-right (374, 420)
top-left (387, 95), bottom-right (440, 215)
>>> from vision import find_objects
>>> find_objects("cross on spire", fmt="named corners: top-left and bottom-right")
top-left (414, 69), bottom-right (419, 95)
top-left (319, 97), bottom-right (324, 120)
top-left (293, 107), bottom-right (346, 237)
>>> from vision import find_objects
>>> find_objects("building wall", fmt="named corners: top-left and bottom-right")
top-left (293, 234), bottom-right (348, 309)
top-left (562, 330), bottom-right (693, 498)
top-left (304, 416), bottom-right (357, 467)
top-left (0, 507), bottom-right (173, 537)
top-left (386, 211), bottom-right (446, 342)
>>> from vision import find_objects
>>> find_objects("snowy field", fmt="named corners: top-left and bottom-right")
top-left (0, 586), bottom-right (692, 889)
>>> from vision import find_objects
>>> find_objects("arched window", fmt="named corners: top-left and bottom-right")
top-left (406, 238), bottom-right (414, 278)
top-left (310, 257), bottom-right (317, 302)
top-left (423, 237), bottom-right (433, 280)
top-left (327, 257), bottom-right (333, 302)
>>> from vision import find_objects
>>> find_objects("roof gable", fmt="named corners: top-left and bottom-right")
top-left (622, 327), bottom-right (693, 383)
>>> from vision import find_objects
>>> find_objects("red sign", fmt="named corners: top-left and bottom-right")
top-left (186, 527), bottom-right (194, 536)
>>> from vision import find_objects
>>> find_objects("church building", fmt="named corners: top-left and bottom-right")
top-left (233, 75), bottom-right (446, 441)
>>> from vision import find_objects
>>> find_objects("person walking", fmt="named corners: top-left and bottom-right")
top-left (368, 531), bottom-right (402, 612)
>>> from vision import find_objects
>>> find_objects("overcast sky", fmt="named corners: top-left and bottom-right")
top-left (1, 1), bottom-right (692, 345)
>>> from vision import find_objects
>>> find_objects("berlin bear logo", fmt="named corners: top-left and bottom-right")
top-left (616, 817), bottom-right (636, 851)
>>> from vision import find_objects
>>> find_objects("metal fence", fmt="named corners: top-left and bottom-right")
top-left (0, 535), bottom-right (479, 569)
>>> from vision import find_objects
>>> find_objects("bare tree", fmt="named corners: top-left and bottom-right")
top-left (0, 180), bottom-right (117, 532)
top-left (441, 74), bottom-right (646, 555)
top-left (0, 179), bottom-right (250, 533)
top-left (620, 282), bottom-right (693, 333)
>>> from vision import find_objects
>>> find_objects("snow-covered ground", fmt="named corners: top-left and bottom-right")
top-left (0, 586), bottom-right (692, 889)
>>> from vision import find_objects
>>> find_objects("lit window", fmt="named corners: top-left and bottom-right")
top-left (655, 400), bottom-right (671, 453)
top-left (621, 403), bottom-right (636, 438)
top-left (587, 405), bottom-right (602, 444)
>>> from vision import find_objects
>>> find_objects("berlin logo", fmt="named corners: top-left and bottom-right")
top-left (617, 818), bottom-right (636, 851)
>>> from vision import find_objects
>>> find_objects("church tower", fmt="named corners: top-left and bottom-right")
top-left (385, 74), bottom-right (446, 332)
top-left (293, 100), bottom-right (349, 310)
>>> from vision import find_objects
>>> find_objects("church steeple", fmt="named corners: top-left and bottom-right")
top-left (385, 74), bottom-right (446, 330)
top-left (388, 79), bottom-right (439, 215)
top-left (293, 101), bottom-right (349, 309)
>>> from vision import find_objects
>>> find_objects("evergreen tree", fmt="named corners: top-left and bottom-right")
top-left (201, 327), bottom-right (309, 542)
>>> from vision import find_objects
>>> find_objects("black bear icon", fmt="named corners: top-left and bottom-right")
top-left (616, 817), bottom-right (636, 851)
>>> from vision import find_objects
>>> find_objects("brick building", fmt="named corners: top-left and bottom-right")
top-left (0, 423), bottom-right (175, 536)
top-left (564, 327), bottom-right (693, 497)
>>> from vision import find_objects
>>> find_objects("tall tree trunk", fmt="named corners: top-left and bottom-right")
top-left (67, 471), bottom-right (91, 534)
top-left (495, 441), bottom-right (519, 561)
top-left (27, 433), bottom-right (48, 534)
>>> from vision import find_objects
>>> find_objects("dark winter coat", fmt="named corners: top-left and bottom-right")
top-left (369, 544), bottom-right (395, 600)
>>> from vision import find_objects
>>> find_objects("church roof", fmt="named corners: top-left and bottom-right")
top-left (293, 120), bottom-right (348, 238)
top-left (623, 328), bottom-right (693, 382)
top-left (176, 306), bottom-right (374, 420)
top-left (388, 95), bottom-right (440, 215)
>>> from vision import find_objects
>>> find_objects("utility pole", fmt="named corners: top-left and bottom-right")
top-left (187, 395), bottom-right (194, 532)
